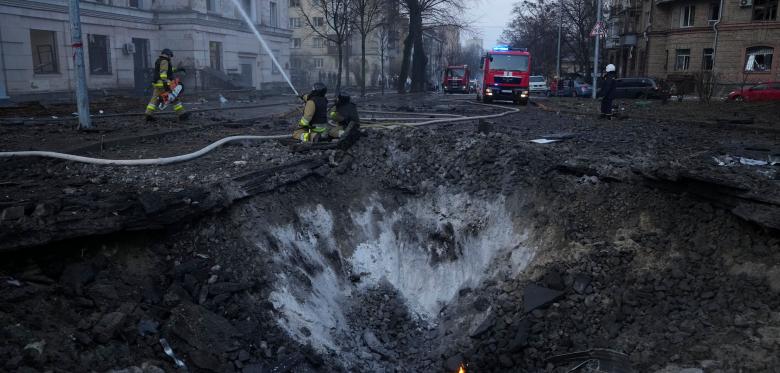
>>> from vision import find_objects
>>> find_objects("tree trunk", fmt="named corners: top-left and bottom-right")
top-left (336, 42), bottom-right (343, 92)
top-left (397, 31), bottom-right (413, 93)
top-left (380, 46), bottom-right (385, 95)
top-left (345, 37), bottom-right (350, 88)
top-left (361, 34), bottom-right (367, 97)
top-left (408, 0), bottom-right (426, 92)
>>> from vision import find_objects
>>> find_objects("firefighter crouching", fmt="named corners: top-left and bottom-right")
top-left (293, 82), bottom-right (329, 142)
top-left (328, 91), bottom-right (360, 138)
top-left (145, 48), bottom-right (190, 122)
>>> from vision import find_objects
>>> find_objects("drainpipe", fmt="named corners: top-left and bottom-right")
top-left (0, 25), bottom-right (9, 99)
top-left (711, 0), bottom-right (724, 92)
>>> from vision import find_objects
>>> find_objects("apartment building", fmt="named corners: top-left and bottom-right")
top-left (287, 0), bottom-right (402, 90)
top-left (605, 0), bottom-right (779, 93)
top-left (0, 0), bottom-right (292, 97)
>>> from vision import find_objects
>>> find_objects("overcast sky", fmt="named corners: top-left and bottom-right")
top-left (464, 0), bottom-right (517, 48)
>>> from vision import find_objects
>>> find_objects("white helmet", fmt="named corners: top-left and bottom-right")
top-left (605, 64), bottom-right (616, 72)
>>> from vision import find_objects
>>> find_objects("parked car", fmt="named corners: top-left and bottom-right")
top-left (553, 79), bottom-right (592, 97)
top-left (529, 75), bottom-right (549, 95)
top-left (728, 81), bottom-right (780, 102)
top-left (612, 77), bottom-right (668, 99)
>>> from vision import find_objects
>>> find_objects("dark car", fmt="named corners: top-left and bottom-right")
top-left (552, 79), bottom-right (592, 97)
top-left (728, 81), bottom-right (780, 102)
top-left (612, 77), bottom-right (668, 99)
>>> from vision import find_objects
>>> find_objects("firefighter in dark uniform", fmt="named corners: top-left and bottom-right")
top-left (145, 48), bottom-right (189, 122)
top-left (327, 90), bottom-right (360, 139)
top-left (598, 64), bottom-right (617, 119)
top-left (293, 82), bottom-right (329, 142)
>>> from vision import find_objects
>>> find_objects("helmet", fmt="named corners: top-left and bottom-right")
top-left (336, 90), bottom-right (351, 105)
top-left (311, 82), bottom-right (327, 97)
top-left (161, 48), bottom-right (174, 58)
top-left (605, 64), bottom-right (616, 73)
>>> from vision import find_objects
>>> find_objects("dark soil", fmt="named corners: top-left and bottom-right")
top-left (0, 93), bottom-right (778, 373)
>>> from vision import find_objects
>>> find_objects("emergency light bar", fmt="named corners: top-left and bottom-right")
top-left (492, 45), bottom-right (528, 52)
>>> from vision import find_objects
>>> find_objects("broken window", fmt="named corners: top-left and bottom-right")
top-left (291, 38), bottom-right (301, 49)
top-left (680, 5), bottom-right (695, 27)
top-left (753, 0), bottom-right (778, 20)
top-left (270, 2), bottom-right (278, 27)
top-left (314, 17), bottom-right (325, 27)
top-left (210, 41), bottom-right (223, 70)
top-left (675, 49), bottom-right (690, 71)
top-left (88, 34), bottom-right (111, 75)
top-left (30, 30), bottom-right (59, 74)
top-left (744, 46), bottom-right (773, 72)
top-left (702, 48), bottom-right (713, 70)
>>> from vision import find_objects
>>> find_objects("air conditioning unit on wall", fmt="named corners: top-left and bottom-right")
top-left (740, 0), bottom-right (753, 8)
top-left (123, 43), bottom-right (136, 55)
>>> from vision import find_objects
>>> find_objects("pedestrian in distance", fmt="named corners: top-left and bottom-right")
top-left (598, 64), bottom-right (617, 119)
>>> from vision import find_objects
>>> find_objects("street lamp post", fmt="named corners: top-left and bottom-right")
top-left (68, 0), bottom-right (92, 129)
top-left (592, 0), bottom-right (602, 99)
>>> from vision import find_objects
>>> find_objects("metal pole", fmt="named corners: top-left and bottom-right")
top-left (592, 0), bottom-right (602, 99)
top-left (556, 0), bottom-right (562, 80)
top-left (0, 24), bottom-right (9, 99)
top-left (68, 0), bottom-right (92, 129)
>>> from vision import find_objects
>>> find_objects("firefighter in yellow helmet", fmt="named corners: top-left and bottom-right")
top-left (292, 82), bottom-right (329, 142)
top-left (327, 90), bottom-right (360, 139)
top-left (145, 48), bottom-right (189, 122)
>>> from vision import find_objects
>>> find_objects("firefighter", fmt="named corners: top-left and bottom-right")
top-left (145, 48), bottom-right (189, 122)
top-left (293, 82), bottom-right (329, 142)
top-left (598, 64), bottom-right (617, 119)
top-left (327, 90), bottom-right (360, 139)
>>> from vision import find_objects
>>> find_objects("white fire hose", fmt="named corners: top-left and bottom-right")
top-left (0, 101), bottom-right (519, 166)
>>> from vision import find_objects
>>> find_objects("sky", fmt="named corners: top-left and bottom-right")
top-left (464, 0), bottom-right (518, 48)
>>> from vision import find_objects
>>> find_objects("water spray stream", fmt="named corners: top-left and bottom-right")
top-left (230, 0), bottom-right (299, 96)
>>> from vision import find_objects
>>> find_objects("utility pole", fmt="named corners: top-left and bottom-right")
top-left (592, 0), bottom-right (602, 99)
top-left (68, 0), bottom-right (92, 129)
top-left (556, 0), bottom-right (562, 80)
top-left (0, 25), bottom-right (9, 100)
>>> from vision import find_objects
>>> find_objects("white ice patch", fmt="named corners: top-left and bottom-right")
top-left (350, 192), bottom-right (534, 319)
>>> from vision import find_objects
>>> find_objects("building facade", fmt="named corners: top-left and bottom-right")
top-left (0, 0), bottom-right (293, 97)
top-left (605, 0), bottom-right (779, 93)
top-left (287, 0), bottom-right (403, 91)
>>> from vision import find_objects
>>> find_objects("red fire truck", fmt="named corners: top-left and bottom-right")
top-left (443, 65), bottom-right (471, 93)
top-left (479, 46), bottom-right (531, 105)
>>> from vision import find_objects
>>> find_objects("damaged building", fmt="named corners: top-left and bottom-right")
top-left (0, 0), bottom-right (293, 97)
top-left (605, 0), bottom-right (779, 93)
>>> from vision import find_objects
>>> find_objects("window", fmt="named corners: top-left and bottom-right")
top-left (313, 37), bottom-right (324, 48)
top-left (30, 30), bottom-right (58, 74)
top-left (313, 17), bottom-right (325, 27)
top-left (289, 17), bottom-right (301, 28)
top-left (210, 41), bottom-right (223, 70)
top-left (313, 58), bottom-right (324, 68)
top-left (242, 0), bottom-right (252, 12)
top-left (675, 49), bottom-right (690, 71)
top-left (270, 2), bottom-right (278, 27)
top-left (681, 5), bottom-right (695, 27)
top-left (129, 0), bottom-right (140, 8)
top-left (664, 49), bottom-right (669, 71)
top-left (272, 50), bottom-right (280, 74)
top-left (745, 46), bottom-right (773, 72)
top-left (709, 3), bottom-right (720, 21)
top-left (291, 38), bottom-right (301, 49)
top-left (702, 48), bottom-right (713, 70)
top-left (289, 0), bottom-right (300, 6)
top-left (88, 34), bottom-right (111, 75)
top-left (753, 0), bottom-right (778, 21)
top-left (207, 0), bottom-right (216, 11)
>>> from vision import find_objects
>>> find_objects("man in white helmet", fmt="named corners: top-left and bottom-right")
top-left (598, 64), bottom-right (618, 119)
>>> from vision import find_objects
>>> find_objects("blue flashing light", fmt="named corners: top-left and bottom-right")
top-left (493, 45), bottom-right (510, 51)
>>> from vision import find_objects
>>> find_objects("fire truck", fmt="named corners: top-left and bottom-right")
top-left (443, 65), bottom-right (471, 93)
top-left (479, 46), bottom-right (531, 105)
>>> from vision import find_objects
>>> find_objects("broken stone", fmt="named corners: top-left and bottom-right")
top-left (363, 330), bottom-right (395, 359)
top-left (190, 351), bottom-right (221, 372)
top-left (523, 284), bottom-right (564, 313)
top-left (209, 281), bottom-right (252, 295)
top-left (93, 311), bottom-right (127, 343)
top-left (137, 319), bottom-right (159, 336)
top-left (1, 205), bottom-right (25, 222)
top-left (470, 311), bottom-right (496, 338)
top-left (166, 302), bottom-right (239, 352)
top-left (444, 354), bottom-right (464, 371)
top-left (60, 262), bottom-right (95, 295)
top-left (572, 274), bottom-right (591, 294)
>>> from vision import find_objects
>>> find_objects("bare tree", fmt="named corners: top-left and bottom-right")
top-left (375, 19), bottom-right (394, 95)
top-left (299, 0), bottom-right (353, 92)
top-left (350, 0), bottom-right (383, 96)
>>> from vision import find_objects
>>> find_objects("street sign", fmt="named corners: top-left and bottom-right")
top-left (590, 21), bottom-right (606, 38)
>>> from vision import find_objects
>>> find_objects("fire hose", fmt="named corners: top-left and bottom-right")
top-left (0, 101), bottom-right (519, 166)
